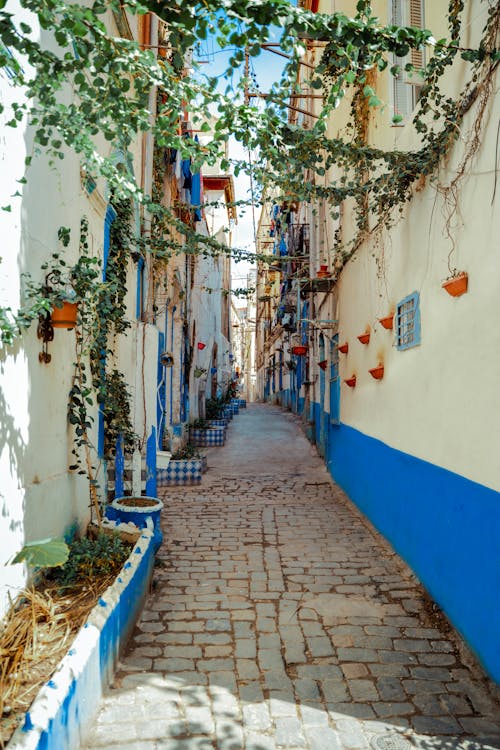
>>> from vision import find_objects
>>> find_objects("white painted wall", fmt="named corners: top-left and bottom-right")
top-left (0, 5), bottom-right (147, 616)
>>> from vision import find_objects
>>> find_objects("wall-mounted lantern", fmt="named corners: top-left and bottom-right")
top-left (160, 351), bottom-right (174, 367)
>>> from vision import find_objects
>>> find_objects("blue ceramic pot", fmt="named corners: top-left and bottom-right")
top-left (106, 496), bottom-right (164, 550)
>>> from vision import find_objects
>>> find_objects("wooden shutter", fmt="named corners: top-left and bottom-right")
top-left (409, 0), bottom-right (425, 70)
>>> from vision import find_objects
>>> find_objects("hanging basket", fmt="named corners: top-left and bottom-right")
top-left (378, 315), bottom-right (394, 330)
top-left (51, 301), bottom-right (78, 329)
top-left (291, 345), bottom-right (308, 356)
top-left (442, 272), bottom-right (468, 297)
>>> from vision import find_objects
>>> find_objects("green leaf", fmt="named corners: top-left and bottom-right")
top-left (12, 538), bottom-right (70, 568)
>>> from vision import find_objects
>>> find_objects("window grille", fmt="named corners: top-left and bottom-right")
top-left (396, 291), bottom-right (421, 350)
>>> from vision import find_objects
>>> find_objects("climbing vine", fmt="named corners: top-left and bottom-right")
top-left (246, 0), bottom-right (499, 274)
top-left (0, 0), bottom-right (498, 347)
top-left (67, 212), bottom-right (136, 522)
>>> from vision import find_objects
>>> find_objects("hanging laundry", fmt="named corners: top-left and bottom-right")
top-left (181, 158), bottom-right (192, 190)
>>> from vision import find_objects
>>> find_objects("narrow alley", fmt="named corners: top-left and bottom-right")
top-left (84, 405), bottom-right (500, 750)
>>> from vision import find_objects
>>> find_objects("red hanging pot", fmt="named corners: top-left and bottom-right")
top-left (442, 272), bottom-right (468, 297)
top-left (197, 342), bottom-right (206, 350)
top-left (378, 315), bottom-right (394, 330)
top-left (318, 360), bottom-right (327, 371)
top-left (344, 375), bottom-right (357, 388)
top-left (317, 264), bottom-right (330, 279)
top-left (369, 364), bottom-right (385, 380)
top-left (337, 342), bottom-right (349, 354)
top-left (291, 345), bottom-right (308, 356)
top-left (51, 301), bottom-right (78, 330)
top-left (357, 332), bottom-right (370, 345)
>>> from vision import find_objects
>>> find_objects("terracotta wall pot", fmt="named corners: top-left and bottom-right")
top-left (344, 375), bottom-right (357, 388)
top-left (357, 332), bottom-right (370, 345)
top-left (337, 342), bottom-right (349, 354)
top-left (378, 315), bottom-right (394, 330)
top-left (317, 265), bottom-right (331, 279)
top-left (442, 272), bottom-right (468, 297)
top-left (318, 360), bottom-right (327, 371)
top-left (369, 365), bottom-right (385, 380)
top-left (51, 301), bottom-right (78, 329)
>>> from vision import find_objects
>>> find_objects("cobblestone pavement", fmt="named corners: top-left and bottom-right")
top-left (84, 404), bottom-right (500, 750)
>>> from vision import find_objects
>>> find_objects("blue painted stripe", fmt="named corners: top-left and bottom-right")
top-left (136, 257), bottom-right (144, 320)
top-left (98, 205), bottom-right (117, 458)
top-left (145, 427), bottom-right (157, 497)
top-left (114, 434), bottom-right (125, 499)
top-left (324, 419), bottom-right (500, 683)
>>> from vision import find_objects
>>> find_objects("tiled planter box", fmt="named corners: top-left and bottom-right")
top-left (157, 457), bottom-right (207, 486)
top-left (7, 528), bottom-right (155, 750)
top-left (237, 399), bottom-right (247, 408)
top-left (222, 407), bottom-right (233, 420)
top-left (189, 426), bottom-right (225, 447)
top-left (208, 418), bottom-right (228, 428)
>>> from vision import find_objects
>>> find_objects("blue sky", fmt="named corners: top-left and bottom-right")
top-left (194, 25), bottom-right (289, 288)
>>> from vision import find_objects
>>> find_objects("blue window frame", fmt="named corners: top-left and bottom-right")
top-left (396, 291), bottom-right (421, 350)
top-left (329, 335), bottom-right (340, 425)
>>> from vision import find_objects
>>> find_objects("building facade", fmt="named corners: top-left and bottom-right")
top-left (255, 0), bottom-right (500, 681)
top-left (0, 6), bottom-right (234, 616)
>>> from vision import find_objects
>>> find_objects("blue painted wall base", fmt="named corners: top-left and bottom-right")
top-left (322, 418), bottom-right (500, 683)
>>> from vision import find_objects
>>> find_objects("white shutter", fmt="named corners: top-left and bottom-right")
top-left (390, 0), bottom-right (424, 123)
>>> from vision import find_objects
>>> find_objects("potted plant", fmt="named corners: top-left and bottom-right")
top-left (318, 359), bottom-right (328, 371)
top-left (291, 344), bottom-right (308, 356)
top-left (442, 270), bottom-right (468, 297)
top-left (337, 342), bottom-right (349, 354)
top-left (357, 330), bottom-right (370, 345)
top-left (344, 375), bottom-right (357, 388)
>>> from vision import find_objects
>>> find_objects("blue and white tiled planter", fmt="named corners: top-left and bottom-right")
top-left (208, 418), bottom-right (228, 428)
top-left (237, 399), bottom-right (247, 408)
top-left (189, 427), bottom-right (226, 447)
top-left (157, 457), bottom-right (207, 486)
top-left (7, 528), bottom-right (155, 750)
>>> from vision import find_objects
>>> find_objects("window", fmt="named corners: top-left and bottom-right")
top-left (396, 291), bottom-right (421, 350)
top-left (329, 335), bottom-right (340, 425)
top-left (391, 0), bottom-right (425, 124)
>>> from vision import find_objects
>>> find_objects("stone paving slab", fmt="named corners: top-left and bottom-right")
top-left (83, 405), bottom-right (500, 750)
